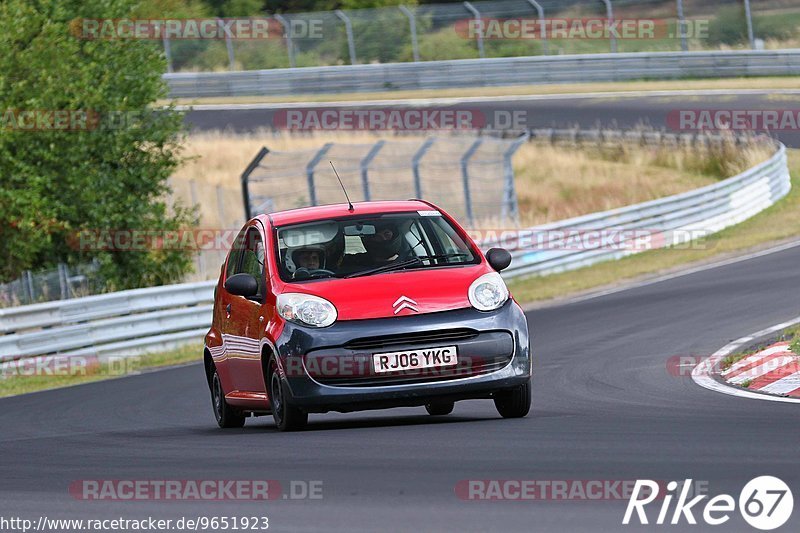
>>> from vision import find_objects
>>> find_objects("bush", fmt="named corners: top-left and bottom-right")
top-left (0, 0), bottom-right (196, 289)
top-left (707, 6), bottom-right (798, 46)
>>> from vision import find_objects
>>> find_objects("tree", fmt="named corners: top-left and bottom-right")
top-left (0, 0), bottom-right (196, 289)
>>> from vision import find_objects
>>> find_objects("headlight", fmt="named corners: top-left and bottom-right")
top-left (277, 293), bottom-right (337, 327)
top-left (468, 272), bottom-right (509, 311)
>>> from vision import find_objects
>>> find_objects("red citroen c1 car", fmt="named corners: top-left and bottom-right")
top-left (204, 200), bottom-right (531, 431)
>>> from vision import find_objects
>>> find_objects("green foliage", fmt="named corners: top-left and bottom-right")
top-left (339, 0), bottom-right (416, 9)
top-left (706, 6), bottom-right (799, 46)
top-left (705, 6), bottom-right (749, 46)
top-left (0, 0), bottom-right (196, 289)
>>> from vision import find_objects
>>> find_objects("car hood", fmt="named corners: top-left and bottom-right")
top-left (282, 265), bottom-right (490, 320)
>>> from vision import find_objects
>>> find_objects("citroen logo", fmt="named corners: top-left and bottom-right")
top-left (392, 295), bottom-right (419, 315)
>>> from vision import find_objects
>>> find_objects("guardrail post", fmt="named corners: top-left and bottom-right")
top-left (463, 2), bottom-right (485, 59)
top-left (58, 263), bottom-right (69, 300)
top-left (399, 5), bottom-right (420, 62)
top-left (335, 10), bottom-right (357, 65)
top-left (599, 0), bottom-right (617, 53)
top-left (240, 147), bottom-right (270, 219)
top-left (306, 143), bottom-right (333, 206)
top-left (460, 138), bottom-right (483, 225)
top-left (502, 133), bottom-right (528, 221)
top-left (360, 141), bottom-right (385, 202)
top-left (526, 0), bottom-right (548, 55)
top-left (162, 31), bottom-right (173, 73)
top-left (24, 270), bottom-right (34, 304)
top-left (217, 18), bottom-right (236, 70)
top-left (743, 0), bottom-right (755, 49)
top-left (411, 138), bottom-right (435, 198)
top-left (274, 14), bottom-right (296, 68)
top-left (676, 0), bottom-right (688, 52)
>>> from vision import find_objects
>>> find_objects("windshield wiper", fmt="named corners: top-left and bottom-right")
top-left (415, 253), bottom-right (468, 261)
top-left (344, 258), bottom-right (422, 279)
top-left (344, 253), bottom-right (469, 279)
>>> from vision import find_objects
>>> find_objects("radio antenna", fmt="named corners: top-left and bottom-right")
top-left (329, 161), bottom-right (354, 212)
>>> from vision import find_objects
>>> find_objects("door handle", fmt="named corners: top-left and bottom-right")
top-left (226, 303), bottom-right (231, 317)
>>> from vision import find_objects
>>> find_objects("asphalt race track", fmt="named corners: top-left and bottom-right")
top-left (2, 242), bottom-right (800, 532)
top-left (183, 91), bottom-right (800, 148)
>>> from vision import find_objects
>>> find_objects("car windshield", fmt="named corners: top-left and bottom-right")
top-left (275, 211), bottom-right (478, 282)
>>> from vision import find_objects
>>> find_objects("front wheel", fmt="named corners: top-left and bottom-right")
top-left (494, 379), bottom-right (531, 418)
top-left (269, 358), bottom-right (308, 432)
top-left (211, 369), bottom-right (246, 428)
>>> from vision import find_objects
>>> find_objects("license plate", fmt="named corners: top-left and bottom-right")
top-left (372, 345), bottom-right (458, 374)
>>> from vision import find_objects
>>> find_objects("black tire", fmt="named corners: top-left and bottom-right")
top-left (211, 368), bottom-right (246, 428)
top-left (494, 379), bottom-right (531, 418)
top-left (425, 401), bottom-right (455, 416)
top-left (269, 357), bottom-right (307, 432)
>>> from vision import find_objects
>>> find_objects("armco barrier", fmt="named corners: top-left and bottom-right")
top-left (498, 138), bottom-right (790, 278)
top-left (0, 136), bottom-right (790, 363)
top-left (164, 49), bottom-right (800, 98)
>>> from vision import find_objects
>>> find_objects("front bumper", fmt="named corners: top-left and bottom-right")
top-left (275, 300), bottom-right (531, 413)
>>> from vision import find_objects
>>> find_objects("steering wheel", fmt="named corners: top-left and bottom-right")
top-left (293, 267), bottom-right (336, 279)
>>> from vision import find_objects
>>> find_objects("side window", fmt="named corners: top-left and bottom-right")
top-left (237, 227), bottom-right (265, 295)
top-left (225, 229), bottom-right (247, 279)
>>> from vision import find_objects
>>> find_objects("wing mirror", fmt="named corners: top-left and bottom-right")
top-left (225, 273), bottom-right (259, 298)
top-left (485, 248), bottom-right (512, 272)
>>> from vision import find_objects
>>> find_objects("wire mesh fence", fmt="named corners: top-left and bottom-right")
top-left (0, 262), bottom-right (104, 308)
top-left (164, 0), bottom-right (800, 72)
top-left (242, 135), bottom-right (528, 226)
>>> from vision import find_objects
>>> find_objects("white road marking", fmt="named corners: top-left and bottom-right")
top-left (759, 371), bottom-right (800, 395)
top-left (727, 356), bottom-right (796, 384)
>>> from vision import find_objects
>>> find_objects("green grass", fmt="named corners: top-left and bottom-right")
top-left (508, 149), bottom-right (800, 304)
top-left (0, 343), bottom-right (203, 398)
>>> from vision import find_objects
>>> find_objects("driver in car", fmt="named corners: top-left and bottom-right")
top-left (291, 246), bottom-right (325, 279)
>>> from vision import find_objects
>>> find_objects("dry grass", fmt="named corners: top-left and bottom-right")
top-left (173, 131), bottom-right (388, 186)
top-left (513, 139), bottom-right (774, 225)
top-left (508, 148), bottom-right (799, 304)
top-left (172, 130), bottom-right (773, 230)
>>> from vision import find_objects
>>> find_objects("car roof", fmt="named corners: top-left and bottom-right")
top-left (261, 200), bottom-right (436, 227)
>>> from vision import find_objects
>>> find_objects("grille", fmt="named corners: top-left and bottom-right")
top-left (343, 328), bottom-right (478, 351)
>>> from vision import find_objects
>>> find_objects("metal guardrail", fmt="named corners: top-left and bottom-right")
top-left (164, 49), bottom-right (800, 98)
top-left (0, 281), bottom-right (215, 363)
top-left (498, 137), bottom-right (790, 278)
top-left (0, 133), bottom-right (790, 363)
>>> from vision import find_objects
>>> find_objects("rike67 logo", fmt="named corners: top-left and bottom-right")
top-left (623, 476), bottom-right (793, 530)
